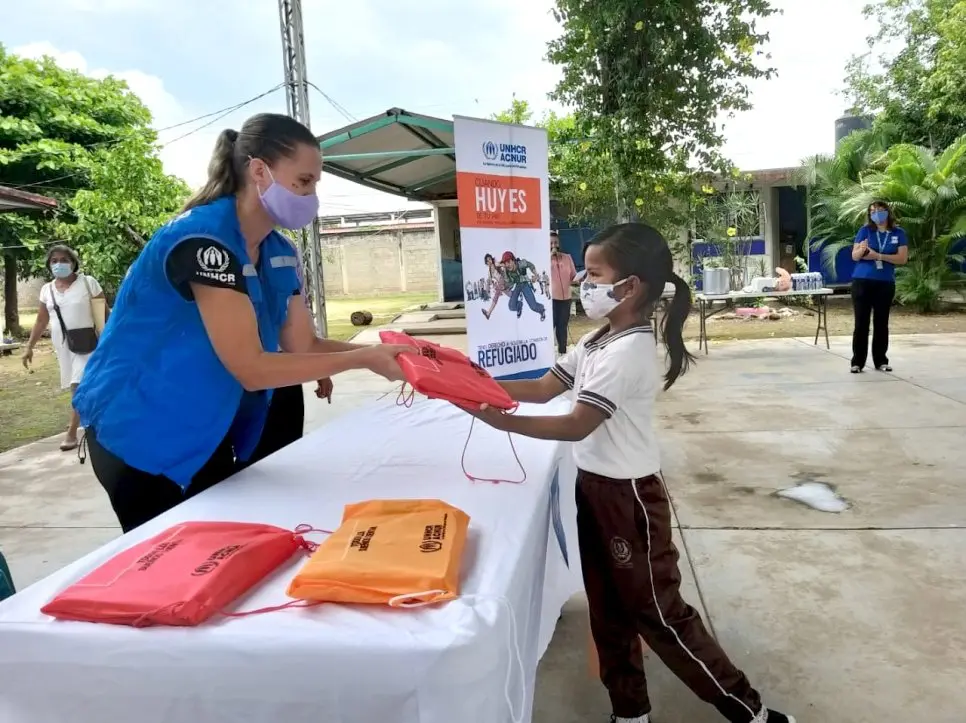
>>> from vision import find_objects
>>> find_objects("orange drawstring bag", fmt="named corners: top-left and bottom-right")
top-left (286, 499), bottom-right (470, 607)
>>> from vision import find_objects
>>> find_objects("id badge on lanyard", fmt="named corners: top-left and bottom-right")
top-left (875, 232), bottom-right (886, 270)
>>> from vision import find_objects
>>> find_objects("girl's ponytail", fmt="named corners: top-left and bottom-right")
top-left (182, 129), bottom-right (240, 212)
top-left (660, 272), bottom-right (695, 390)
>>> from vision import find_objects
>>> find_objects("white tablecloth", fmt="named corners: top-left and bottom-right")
top-left (0, 398), bottom-right (582, 723)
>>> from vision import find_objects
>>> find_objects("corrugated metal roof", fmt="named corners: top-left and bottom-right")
top-left (318, 108), bottom-right (456, 203)
top-left (0, 185), bottom-right (58, 214)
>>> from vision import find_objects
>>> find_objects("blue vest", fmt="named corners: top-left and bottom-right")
top-left (74, 196), bottom-right (301, 489)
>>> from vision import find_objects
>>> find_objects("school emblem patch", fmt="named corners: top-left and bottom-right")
top-left (610, 537), bottom-right (633, 567)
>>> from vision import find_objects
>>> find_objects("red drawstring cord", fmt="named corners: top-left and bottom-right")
top-left (395, 383), bottom-right (416, 408)
top-left (393, 384), bottom-right (527, 485)
top-left (219, 524), bottom-right (332, 619)
top-left (460, 410), bottom-right (527, 485)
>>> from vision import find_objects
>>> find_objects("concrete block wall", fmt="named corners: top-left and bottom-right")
top-left (318, 225), bottom-right (440, 297)
top-left (8, 226), bottom-right (440, 312)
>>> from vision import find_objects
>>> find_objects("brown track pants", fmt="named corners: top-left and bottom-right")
top-left (576, 470), bottom-right (764, 722)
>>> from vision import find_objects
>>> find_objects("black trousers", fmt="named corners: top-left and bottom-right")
top-left (87, 428), bottom-right (237, 534)
top-left (552, 298), bottom-right (573, 354)
top-left (851, 278), bottom-right (895, 369)
top-left (243, 384), bottom-right (305, 466)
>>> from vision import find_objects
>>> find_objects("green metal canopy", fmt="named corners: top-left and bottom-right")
top-left (318, 108), bottom-right (457, 203)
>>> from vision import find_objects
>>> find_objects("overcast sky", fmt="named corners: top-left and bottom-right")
top-left (4, 0), bottom-right (876, 214)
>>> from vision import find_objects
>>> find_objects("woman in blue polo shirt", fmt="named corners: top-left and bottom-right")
top-left (849, 200), bottom-right (908, 373)
top-left (74, 113), bottom-right (412, 533)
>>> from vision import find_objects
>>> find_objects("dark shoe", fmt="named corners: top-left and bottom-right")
top-left (850, 365), bottom-right (862, 374)
top-left (875, 364), bottom-right (893, 372)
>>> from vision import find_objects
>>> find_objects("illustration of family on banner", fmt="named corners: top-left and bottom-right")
top-left (454, 116), bottom-right (554, 381)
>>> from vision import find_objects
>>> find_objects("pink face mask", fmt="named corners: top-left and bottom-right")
top-left (254, 162), bottom-right (320, 230)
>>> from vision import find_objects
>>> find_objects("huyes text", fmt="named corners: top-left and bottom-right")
top-left (474, 176), bottom-right (528, 215)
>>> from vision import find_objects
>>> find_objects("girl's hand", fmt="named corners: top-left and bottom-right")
top-left (465, 402), bottom-right (510, 430)
top-left (22, 347), bottom-right (33, 369)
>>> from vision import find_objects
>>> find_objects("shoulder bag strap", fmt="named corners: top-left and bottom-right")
top-left (48, 283), bottom-right (70, 339)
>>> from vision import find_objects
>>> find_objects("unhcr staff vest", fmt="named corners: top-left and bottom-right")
top-left (74, 196), bottom-right (301, 489)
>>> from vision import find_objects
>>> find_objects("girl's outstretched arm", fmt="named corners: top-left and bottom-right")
top-left (499, 369), bottom-right (568, 404)
top-left (469, 402), bottom-right (606, 442)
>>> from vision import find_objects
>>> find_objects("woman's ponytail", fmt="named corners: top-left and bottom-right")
top-left (660, 272), bottom-right (695, 390)
top-left (181, 129), bottom-right (240, 212)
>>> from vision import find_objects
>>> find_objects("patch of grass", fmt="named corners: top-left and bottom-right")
top-left (0, 293), bottom-right (437, 453)
top-left (0, 343), bottom-right (71, 454)
top-left (325, 293), bottom-right (437, 341)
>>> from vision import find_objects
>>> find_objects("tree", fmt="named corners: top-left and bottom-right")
top-left (802, 129), bottom-right (966, 312)
top-left (490, 95), bottom-right (534, 126)
top-left (546, 0), bottom-right (778, 223)
top-left (490, 100), bottom-right (618, 225)
top-left (0, 45), bottom-right (189, 334)
top-left (490, 99), bottom-right (704, 263)
top-left (843, 0), bottom-right (966, 150)
top-left (800, 126), bottom-right (896, 268)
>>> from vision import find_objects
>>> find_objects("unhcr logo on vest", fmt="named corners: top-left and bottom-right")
top-left (481, 140), bottom-right (528, 170)
top-left (196, 245), bottom-right (236, 285)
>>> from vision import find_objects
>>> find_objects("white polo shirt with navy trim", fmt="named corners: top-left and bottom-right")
top-left (551, 325), bottom-right (661, 480)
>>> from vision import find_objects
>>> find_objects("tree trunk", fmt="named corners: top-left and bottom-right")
top-left (3, 253), bottom-right (22, 338)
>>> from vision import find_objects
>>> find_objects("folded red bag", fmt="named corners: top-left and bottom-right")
top-left (380, 330), bottom-right (517, 412)
top-left (41, 521), bottom-right (323, 627)
top-left (381, 331), bottom-right (526, 484)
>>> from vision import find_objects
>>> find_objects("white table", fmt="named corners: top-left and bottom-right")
top-left (0, 398), bottom-right (582, 723)
top-left (695, 288), bottom-right (833, 354)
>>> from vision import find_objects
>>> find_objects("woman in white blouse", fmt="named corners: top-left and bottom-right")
top-left (23, 245), bottom-right (108, 451)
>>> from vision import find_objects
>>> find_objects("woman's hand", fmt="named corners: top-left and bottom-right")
top-left (362, 344), bottom-right (417, 382)
top-left (315, 378), bottom-right (333, 403)
top-left (21, 347), bottom-right (33, 369)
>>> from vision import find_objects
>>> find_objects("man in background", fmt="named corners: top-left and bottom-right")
top-left (549, 230), bottom-right (577, 354)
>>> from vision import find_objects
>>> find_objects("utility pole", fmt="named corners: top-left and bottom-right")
top-left (278, 0), bottom-right (326, 336)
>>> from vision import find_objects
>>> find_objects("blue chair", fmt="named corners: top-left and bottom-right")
top-left (0, 551), bottom-right (14, 601)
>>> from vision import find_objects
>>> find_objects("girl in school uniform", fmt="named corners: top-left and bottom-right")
top-left (465, 223), bottom-right (794, 723)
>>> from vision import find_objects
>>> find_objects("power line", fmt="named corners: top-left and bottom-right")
top-left (306, 82), bottom-right (356, 123)
top-left (159, 83), bottom-right (286, 145)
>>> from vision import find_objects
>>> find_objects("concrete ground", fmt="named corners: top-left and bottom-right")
top-left (2, 331), bottom-right (965, 722)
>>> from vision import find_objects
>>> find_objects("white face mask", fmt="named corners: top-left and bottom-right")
top-left (580, 279), bottom-right (627, 320)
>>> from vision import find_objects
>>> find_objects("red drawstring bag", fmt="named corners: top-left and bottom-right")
top-left (41, 521), bottom-right (327, 627)
top-left (380, 330), bottom-right (517, 411)
top-left (380, 330), bottom-right (526, 485)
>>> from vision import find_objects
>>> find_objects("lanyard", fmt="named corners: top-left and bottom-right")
top-left (876, 231), bottom-right (889, 255)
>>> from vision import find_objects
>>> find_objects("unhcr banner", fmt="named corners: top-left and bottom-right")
top-left (454, 116), bottom-right (553, 380)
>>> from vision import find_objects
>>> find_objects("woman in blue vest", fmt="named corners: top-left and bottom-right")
top-left (74, 113), bottom-right (412, 532)
top-left (849, 200), bottom-right (908, 373)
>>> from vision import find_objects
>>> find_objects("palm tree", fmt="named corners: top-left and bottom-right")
top-left (841, 139), bottom-right (966, 311)
top-left (798, 127), bottom-right (894, 277)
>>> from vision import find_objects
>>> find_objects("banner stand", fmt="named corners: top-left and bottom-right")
top-left (454, 116), bottom-right (554, 382)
